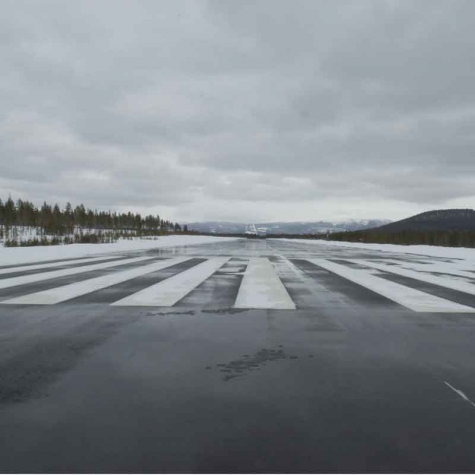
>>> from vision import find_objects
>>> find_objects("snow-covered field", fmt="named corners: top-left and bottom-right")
top-left (0, 236), bottom-right (242, 266)
top-left (276, 238), bottom-right (475, 261)
top-left (0, 225), bottom-right (135, 244)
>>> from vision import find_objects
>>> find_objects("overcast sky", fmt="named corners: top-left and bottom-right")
top-left (1, 0), bottom-right (475, 223)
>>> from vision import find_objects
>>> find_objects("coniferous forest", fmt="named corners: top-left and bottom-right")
top-left (2, 197), bottom-right (474, 249)
top-left (317, 229), bottom-right (475, 248)
top-left (0, 196), bottom-right (190, 247)
top-left (318, 210), bottom-right (475, 248)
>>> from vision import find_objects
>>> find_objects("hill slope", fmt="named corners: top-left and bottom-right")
top-left (328, 209), bottom-right (475, 248)
top-left (373, 209), bottom-right (475, 233)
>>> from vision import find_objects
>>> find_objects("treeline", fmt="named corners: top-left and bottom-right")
top-left (257, 233), bottom-right (322, 239)
top-left (0, 196), bottom-right (191, 247)
top-left (321, 229), bottom-right (475, 248)
top-left (237, 229), bottom-right (475, 247)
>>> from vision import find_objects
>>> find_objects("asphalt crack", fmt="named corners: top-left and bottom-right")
top-left (207, 345), bottom-right (307, 382)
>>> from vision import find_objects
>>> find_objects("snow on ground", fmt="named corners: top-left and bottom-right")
top-left (275, 238), bottom-right (475, 262)
top-left (0, 226), bottom-right (136, 244)
top-left (0, 236), bottom-right (242, 266)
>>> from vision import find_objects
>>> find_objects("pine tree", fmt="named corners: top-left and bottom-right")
top-left (0, 198), bottom-right (5, 225)
top-left (4, 196), bottom-right (16, 227)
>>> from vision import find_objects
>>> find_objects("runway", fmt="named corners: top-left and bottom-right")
top-left (1, 238), bottom-right (475, 472)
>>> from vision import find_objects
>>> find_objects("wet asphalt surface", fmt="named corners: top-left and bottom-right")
top-left (1, 239), bottom-right (475, 473)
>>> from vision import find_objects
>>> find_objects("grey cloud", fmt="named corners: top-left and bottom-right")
top-left (1, 0), bottom-right (475, 222)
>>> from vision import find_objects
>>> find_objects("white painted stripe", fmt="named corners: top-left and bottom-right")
top-left (3, 257), bottom-right (191, 305)
top-left (111, 257), bottom-right (230, 307)
top-left (0, 256), bottom-right (153, 291)
top-left (308, 259), bottom-right (475, 313)
top-left (444, 382), bottom-right (475, 408)
top-left (351, 259), bottom-right (475, 296)
top-left (380, 259), bottom-right (475, 280)
top-left (234, 258), bottom-right (296, 310)
top-left (0, 255), bottom-right (125, 276)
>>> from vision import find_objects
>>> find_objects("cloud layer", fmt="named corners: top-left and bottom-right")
top-left (2, 0), bottom-right (475, 222)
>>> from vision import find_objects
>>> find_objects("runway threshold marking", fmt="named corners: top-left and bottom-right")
top-left (0, 256), bottom-right (154, 291)
top-left (3, 257), bottom-right (191, 305)
top-left (0, 255), bottom-right (126, 276)
top-left (308, 259), bottom-right (475, 313)
top-left (352, 259), bottom-right (475, 296)
top-left (234, 257), bottom-right (296, 310)
top-left (381, 259), bottom-right (475, 279)
top-left (111, 257), bottom-right (230, 307)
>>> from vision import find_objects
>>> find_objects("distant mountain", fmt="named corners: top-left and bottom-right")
top-left (185, 219), bottom-right (392, 235)
top-left (186, 222), bottom-right (248, 234)
top-left (371, 209), bottom-right (475, 233)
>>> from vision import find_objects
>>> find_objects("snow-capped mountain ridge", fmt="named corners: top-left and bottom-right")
top-left (186, 219), bottom-right (392, 235)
